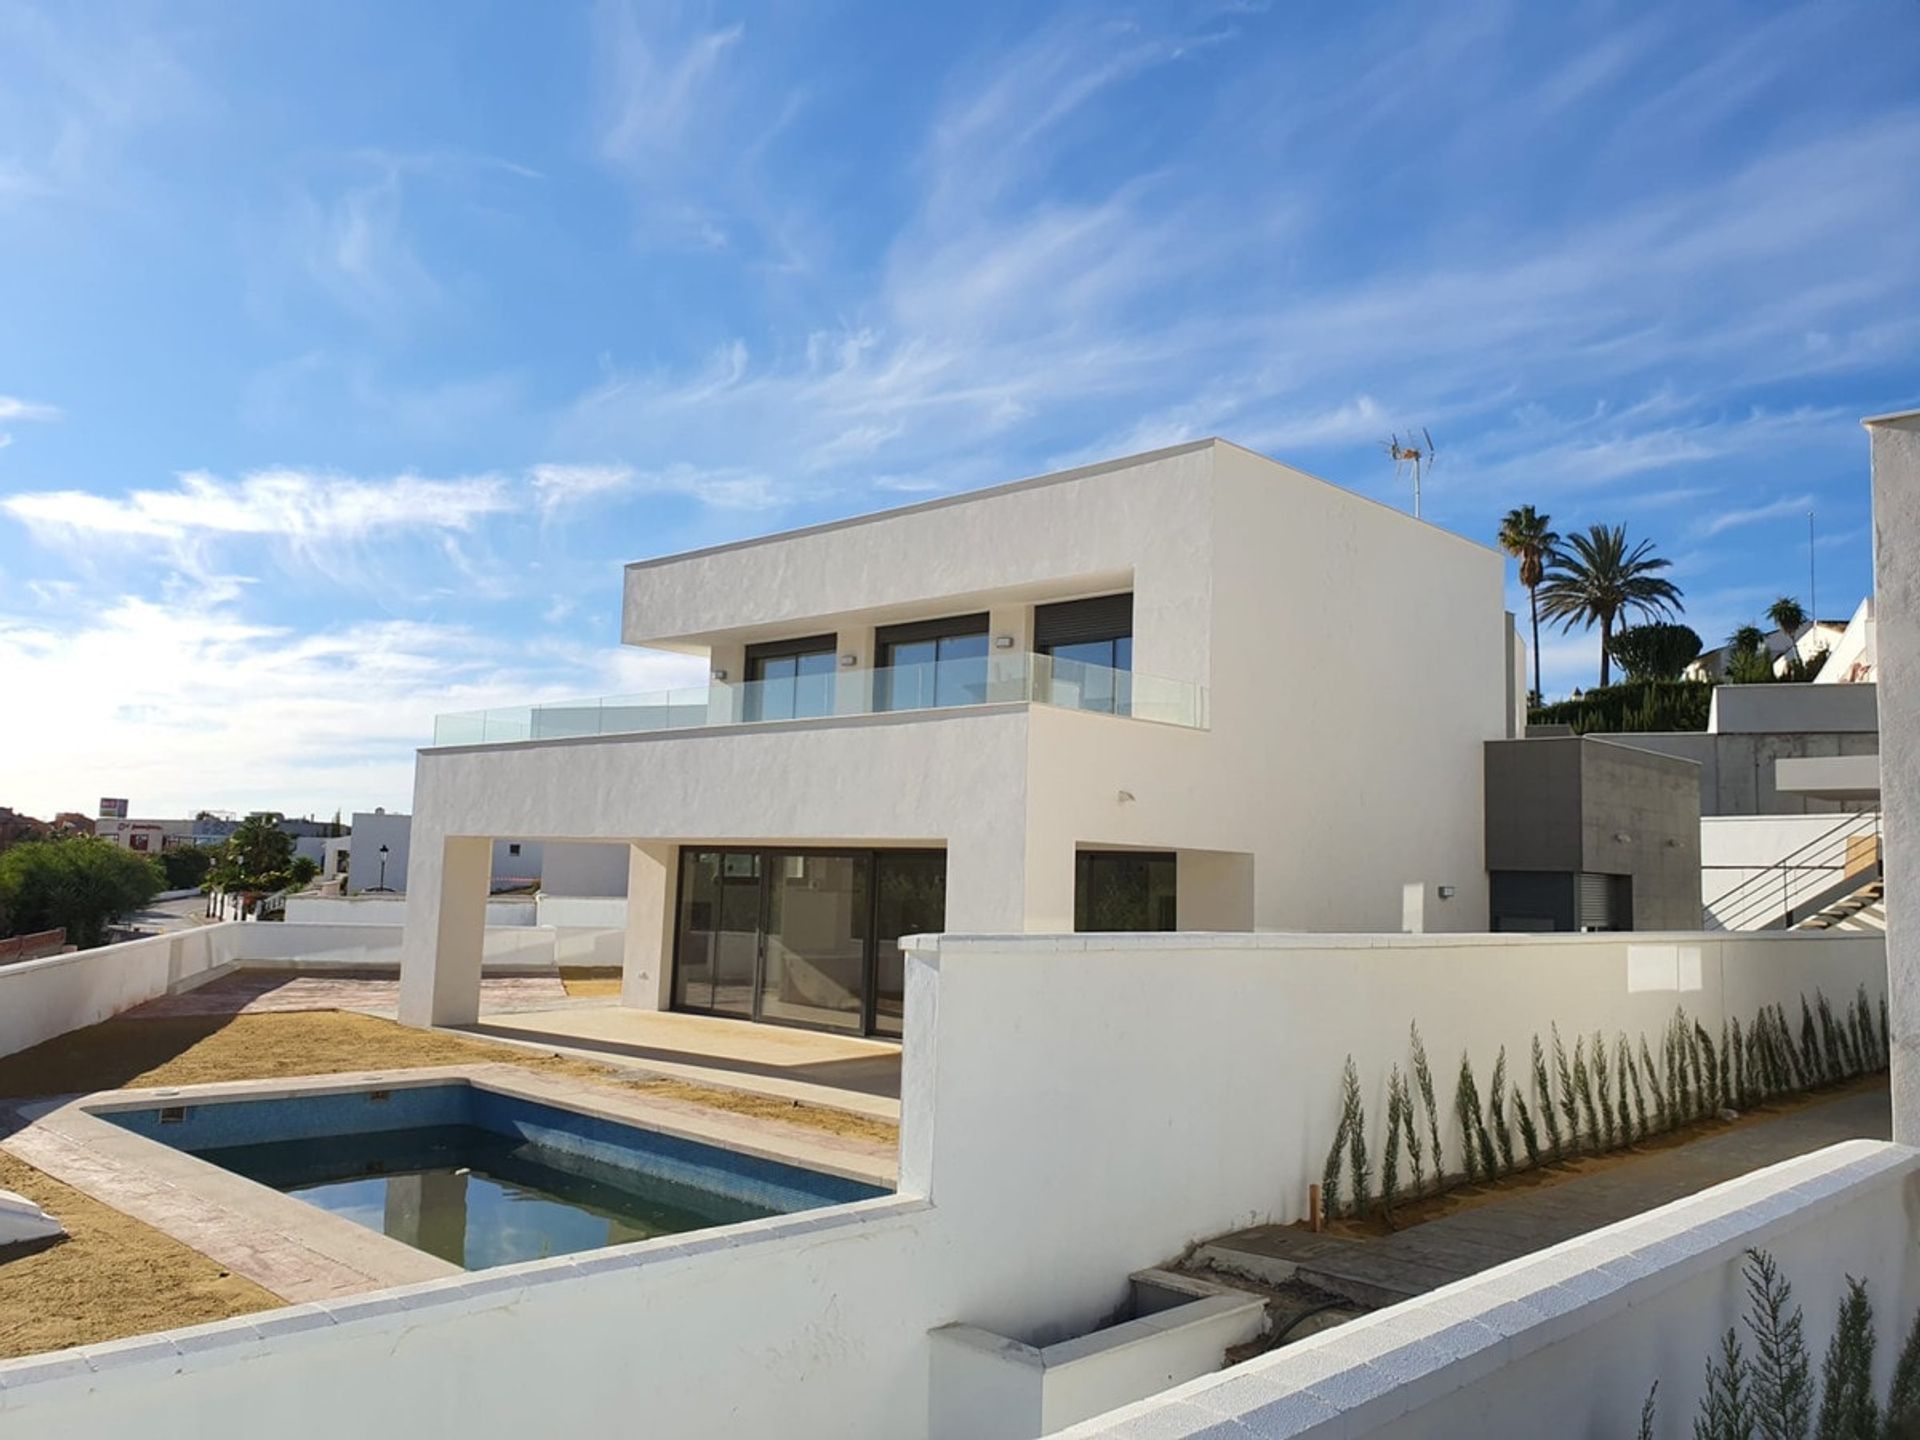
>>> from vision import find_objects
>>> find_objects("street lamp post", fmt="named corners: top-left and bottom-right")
top-left (375, 844), bottom-right (390, 893)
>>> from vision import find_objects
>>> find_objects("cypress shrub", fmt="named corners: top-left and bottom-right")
top-left (1814, 1277), bottom-right (1877, 1440)
top-left (1411, 1022), bottom-right (1444, 1183)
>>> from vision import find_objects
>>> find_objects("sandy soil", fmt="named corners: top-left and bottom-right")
top-left (0, 1150), bottom-right (278, 1358)
top-left (559, 966), bottom-right (623, 999)
top-left (0, 1009), bottom-right (896, 1357)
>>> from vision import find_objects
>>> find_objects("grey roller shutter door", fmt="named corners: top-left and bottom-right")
top-left (1034, 592), bottom-right (1133, 649)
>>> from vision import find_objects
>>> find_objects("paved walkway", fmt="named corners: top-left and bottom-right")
top-left (1198, 1086), bottom-right (1891, 1308)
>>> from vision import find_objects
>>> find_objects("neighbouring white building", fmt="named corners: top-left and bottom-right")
top-left (340, 809), bottom-right (626, 898)
top-left (399, 439), bottom-right (1523, 1035)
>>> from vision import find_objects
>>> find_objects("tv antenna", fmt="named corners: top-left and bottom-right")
top-left (1384, 428), bottom-right (1437, 518)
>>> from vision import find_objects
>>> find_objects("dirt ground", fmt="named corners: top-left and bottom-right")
top-left (558, 966), bottom-right (622, 998)
top-left (1318, 1073), bottom-right (1887, 1239)
top-left (0, 1009), bottom-right (897, 1358)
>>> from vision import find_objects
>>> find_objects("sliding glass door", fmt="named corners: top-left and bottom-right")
top-left (673, 850), bottom-right (761, 1019)
top-left (871, 851), bottom-right (946, 1038)
top-left (761, 853), bottom-right (869, 1032)
top-left (671, 847), bottom-right (946, 1035)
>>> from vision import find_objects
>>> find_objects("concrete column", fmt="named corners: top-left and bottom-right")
top-left (706, 642), bottom-right (744, 724)
top-left (620, 841), bottom-right (678, 1010)
top-left (1867, 409), bottom-right (1920, 1144)
top-left (1022, 836), bottom-right (1078, 933)
top-left (987, 602), bottom-right (1033, 702)
top-left (397, 834), bottom-right (491, 1028)
top-left (836, 624), bottom-right (877, 716)
top-left (1176, 849), bottom-right (1255, 930)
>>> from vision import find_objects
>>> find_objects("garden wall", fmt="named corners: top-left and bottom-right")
top-left (1061, 1140), bottom-right (1920, 1438)
top-left (0, 921), bottom-right (623, 1058)
top-left (0, 927), bottom-right (1890, 1439)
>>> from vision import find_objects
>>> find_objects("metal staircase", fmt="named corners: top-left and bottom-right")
top-left (1705, 811), bottom-right (1883, 932)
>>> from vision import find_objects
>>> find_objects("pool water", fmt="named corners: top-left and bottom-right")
top-left (104, 1081), bottom-right (884, 1271)
top-left (201, 1124), bottom-right (778, 1270)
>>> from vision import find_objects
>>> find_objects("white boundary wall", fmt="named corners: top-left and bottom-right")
top-left (284, 895), bottom-right (536, 927)
top-left (0, 922), bottom-right (622, 1057)
top-left (0, 927), bottom-right (1888, 1439)
top-left (1061, 1140), bottom-right (1920, 1438)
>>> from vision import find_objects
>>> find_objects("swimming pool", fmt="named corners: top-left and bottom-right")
top-left (106, 1081), bottom-right (886, 1270)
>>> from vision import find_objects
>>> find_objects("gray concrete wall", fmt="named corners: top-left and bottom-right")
top-left (1605, 729), bottom-right (1879, 816)
top-left (1484, 736), bottom-right (1701, 931)
top-left (1709, 681), bottom-right (1878, 735)
top-left (1580, 739), bottom-right (1702, 930)
top-left (1483, 737), bottom-right (1584, 873)
top-left (1868, 410), bottom-right (1920, 1145)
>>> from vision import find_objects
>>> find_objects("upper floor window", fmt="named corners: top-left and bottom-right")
top-left (1036, 593), bottom-right (1133, 713)
top-left (876, 613), bottom-right (989, 711)
top-left (745, 634), bottom-right (838, 721)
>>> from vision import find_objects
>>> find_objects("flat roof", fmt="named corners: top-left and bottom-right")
top-left (624, 436), bottom-right (1501, 572)
top-left (1862, 407), bottom-right (1920, 426)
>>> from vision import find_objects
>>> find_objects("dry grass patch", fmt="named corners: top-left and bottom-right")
top-left (0, 1149), bottom-right (277, 1358)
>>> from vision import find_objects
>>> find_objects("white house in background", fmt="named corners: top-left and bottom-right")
top-left (1684, 599), bottom-right (1875, 684)
top-left (342, 809), bottom-right (627, 898)
top-left (398, 438), bottom-right (1523, 1037)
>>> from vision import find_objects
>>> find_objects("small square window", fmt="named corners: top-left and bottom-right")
top-left (508, 843), bottom-right (521, 856)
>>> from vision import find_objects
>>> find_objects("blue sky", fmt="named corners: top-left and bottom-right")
top-left (1, 0), bottom-right (1915, 819)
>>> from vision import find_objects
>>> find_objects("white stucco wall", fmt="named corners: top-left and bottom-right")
top-left (1062, 1141), bottom-right (1920, 1438)
top-left (345, 810), bottom-right (411, 894)
top-left (1869, 411), bottom-right (1920, 1143)
top-left (0, 926), bottom-right (1888, 1437)
top-left (538, 841), bottom-right (631, 896)
top-left (0, 921), bottom-right (620, 1058)
top-left (404, 438), bottom-right (1512, 1019)
top-left (1700, 812), bottom-right (1874, 919)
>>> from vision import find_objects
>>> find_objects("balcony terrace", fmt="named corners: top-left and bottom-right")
top-left (431, 651), bottom-right (1208, 747)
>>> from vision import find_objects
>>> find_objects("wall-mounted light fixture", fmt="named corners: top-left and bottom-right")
top-left (711, 668), bottom-right (728, 682)
top-left (1437, 884), bottom-right (1456, 900)
top-left (840, 654), bottom-right (859, 668)
top-left (1613, 831), bottom-right (1633, 844)
top-left (1117, 789), bottom-right (1135, 804)
top-left (994, 634), bottom-right (1016, 649)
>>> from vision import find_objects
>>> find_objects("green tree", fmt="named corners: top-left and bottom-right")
top-left (209, 814), bottom-right (299, 892)
top-left (158, 843), bottom-right (217, 891)
top-left (1539, 524), bottom-right (1684, 687)
top-left (1767, 597), bottom-right (1808, 638)
top-left (1727, 625), bottom-right (1775, 684)
top-left (1497, 505), bottom-right (1559, 705)
top-left (1608, 623), bottom-right (1704, 682)
top-left (0, 837), bottom-right (163, 948)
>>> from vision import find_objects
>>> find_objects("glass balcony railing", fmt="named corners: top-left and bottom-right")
top-left (432, 651), bottom-right (1208, 746)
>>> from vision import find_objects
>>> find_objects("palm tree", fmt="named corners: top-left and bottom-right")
top-left (1538, 524), bottom-right (1684, 687)
top-left (1766, 596), bottom-right (1807, 639)
top-left (1497, 505), bottom-right (1558, 705)
top-left (1729, 623), bottom-right (1768, 654)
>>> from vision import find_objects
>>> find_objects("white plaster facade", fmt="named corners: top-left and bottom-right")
top-left (1867, 408), bottom-right (1920, 1143)
top-left (398, 440), bottom-right (1515, 1029)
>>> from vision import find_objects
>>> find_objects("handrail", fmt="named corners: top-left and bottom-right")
top-left (1706, 811), bottom-right (1882, 931)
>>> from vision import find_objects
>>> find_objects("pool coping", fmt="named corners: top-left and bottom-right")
top-left (2, 1063), bottom-right (897, 1305)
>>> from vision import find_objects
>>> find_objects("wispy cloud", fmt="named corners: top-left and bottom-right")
top-left (0, 393), bottom-right (61, 450)
top-left (2, 467), bottom-right (513, 544)
top-left (1696, 493), bottom-right (1817, 538)
top-left (531, 463), bottom-right (634, 517)
top-left (0, 589), bottom-right (704, 817)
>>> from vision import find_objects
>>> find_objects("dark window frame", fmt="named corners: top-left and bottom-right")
top-left (1034, 592), bottom-right (1133, 654)
top-left (874, 612), bottom-right (989, 655)
top-left (671, 845), bottom-right (947, 1037)
top-left (744, 632), bottom-right (840, 673)
top-left (1074, 849), bottom-right (1178, 932)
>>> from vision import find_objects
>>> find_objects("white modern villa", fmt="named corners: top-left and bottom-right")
top-left (399, 439), bottom-right (1524, 1035)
